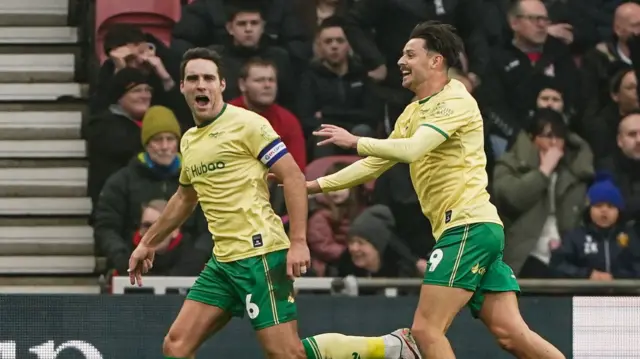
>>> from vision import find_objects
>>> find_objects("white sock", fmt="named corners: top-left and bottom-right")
top-left (382, 334), bottom-right (403, 359)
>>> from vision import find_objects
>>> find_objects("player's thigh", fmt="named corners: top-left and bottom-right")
top-left (256, 321), bottom-right (306, 359)
top-left (423, 223), bottom-right (500, 292)
top-left (225, 249), bottom-right (297, 330)
top-left (478, 291), bottom-right (530, 343)
top-left (165, 299), bottom-right (232, 351)
top-left (412, 283), bottom-right (473, 335)
top-left (466, 226), bottom-right (521, 318)
top-left (167, 258), bottom-right (243, 348)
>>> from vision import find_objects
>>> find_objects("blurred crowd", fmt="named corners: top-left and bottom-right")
top-left (83, 0), bottom-right (640, 292)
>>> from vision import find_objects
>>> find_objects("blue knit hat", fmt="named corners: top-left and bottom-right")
top-left (587, 172), bottom-right (624, 209)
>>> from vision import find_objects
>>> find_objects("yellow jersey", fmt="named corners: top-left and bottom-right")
top-left (318, 79), bottom-right (501, 239)
top-left (179, 103), bottom-right (290, 262)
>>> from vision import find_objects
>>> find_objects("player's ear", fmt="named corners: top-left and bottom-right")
top-left (179, 80), bottom-right (185, 95)
top-left (220, 78), bottom-right (226, 93)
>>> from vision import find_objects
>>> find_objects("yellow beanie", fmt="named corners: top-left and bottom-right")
top-left (140, 106), bottom-right (182, 146)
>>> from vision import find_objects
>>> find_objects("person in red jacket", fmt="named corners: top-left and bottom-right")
top-left (229, 58), bottom-right (307, 171)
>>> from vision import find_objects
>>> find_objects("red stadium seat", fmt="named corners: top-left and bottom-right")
top-left (95, 0), bottom-right (181, 63)
top-left (305, 155), bottom-right (375, 191)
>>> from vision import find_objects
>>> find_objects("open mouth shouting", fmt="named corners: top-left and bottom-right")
top-left (194, 94), bottom-right (211, 110)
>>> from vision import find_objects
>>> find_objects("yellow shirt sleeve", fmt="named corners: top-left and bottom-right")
top-left (245, 117), bottom-right (288, 168)
top-left (317, 129), bottom-right (402, 192)
top-left (356, 97), bottom-right (470, 163)
top-left (179, 135), bottom-right (191, 186)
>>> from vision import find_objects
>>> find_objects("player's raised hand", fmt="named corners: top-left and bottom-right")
top-left (286, 241), bottom-right (311, 279)
top-left (127, 244), bottom-right (155, 287)
top-left (313, 124), bottom-right (360, 149)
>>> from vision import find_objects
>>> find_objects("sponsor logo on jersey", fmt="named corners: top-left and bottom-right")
top-left (191, 161), bottom-right (226, 176)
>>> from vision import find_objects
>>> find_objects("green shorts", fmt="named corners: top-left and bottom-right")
top-left (423, 222), bottom-right (520, 317)
top-left (186, 249), bottom-right (297, 330)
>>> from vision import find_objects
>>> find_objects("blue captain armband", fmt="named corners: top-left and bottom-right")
top-left (258, 138), bottom-right (288, 167)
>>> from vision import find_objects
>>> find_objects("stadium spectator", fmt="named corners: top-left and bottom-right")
top-left (229, 58), bottom-right (307, 171)
top-left (327, 205), bottom-right (426, 286)
top-left (477, 0), bottom-right (580, 137)
top-left (171, 0), bottom-right (310, 74)
top-left (493, 109), bottom-right (594, 277)
top-left (293, 0), bottom-right (353, 40)
top-left (85, 68), bottom-right (151, 208)
top-left (598, 112), bottom-right (640, 223)
top-left (93, 106), bottom-right (211, 276)
top-left (550, 174), bottom-right (640, 279)
top-left (297, 16), bottom-right (382, 153)
top-left (88, 24), bottom-right (191, 131)
top-left (343, 0), bottom-right (488, 123)
top-left (307, 163), bottom-right (367, 276)
top-left (209, 3), bottom-right (296, 109)
top-left (583, 67), bottom-right (639, 162)
top-left (126, 199), bottom-right (213, 276)
top-left (372, 163), bottom-right (434, 259)
top-left (580, 2), bottom-right (640, 117)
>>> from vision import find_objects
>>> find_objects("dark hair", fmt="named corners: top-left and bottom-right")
top-left (619, 109), bottom-right (640, 133)
top-left (610, 66), bottom-right (634, 94)
top-left (225, 0), bottom-right (265, 22)
top-left (409, 21), bottom-right (463, 69)
top-left (103, 24), bottom-right (145, 55)
top-left (317, 16), bottom-right (346, 35)
top-left (180, 47), bottom-right (225, 80)
top-left (239, 57), bottom-right (277, 79)
top-left (527, 108), bottom-right (568, 139)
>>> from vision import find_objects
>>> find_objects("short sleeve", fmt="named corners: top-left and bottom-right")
top-left (246, 116), bottom-right (289, 168)
top-left (179, 135), bottom-right (191, 186)
top-left (179, 166), bottom-right (191, 186)
top-left (417, 98), bottom-right (471, 140)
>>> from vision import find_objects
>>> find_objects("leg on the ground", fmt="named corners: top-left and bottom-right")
top-left (411, 284), bottom-right (472, 359)
top-left (162, 299), bottom-right (232, 358)
top-left (479, 291), bottom-right (565, 359)
top-left (303, 328), bottom-right (421, 359)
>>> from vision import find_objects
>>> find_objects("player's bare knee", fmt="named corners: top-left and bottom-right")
top-left (163, 332), bottom-right (192, 357)
top-left (487, 322), bottom-right (532, 353)
top-left (411, 320), bottom-right (446, 345)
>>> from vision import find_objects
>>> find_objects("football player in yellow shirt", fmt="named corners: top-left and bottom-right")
top-left (309, 21), bottom-right (565, 359)
top-left (126, 47), bottom-right (421, 359)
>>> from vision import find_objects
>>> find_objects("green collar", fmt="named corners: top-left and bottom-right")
top-left (196, 103), bottom-right (228, 128)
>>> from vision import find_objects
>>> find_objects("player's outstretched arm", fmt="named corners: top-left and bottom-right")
top-left (356, 125), bottom-right (447, 162)
top-left (315, 156), bottom-right (395, 193)
top-left (140, 185), bottom-right (199, 247)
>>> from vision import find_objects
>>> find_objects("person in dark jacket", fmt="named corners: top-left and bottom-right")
top-left (93, 106), bottom-right (211, 275)
top-left (328, 205), bottom-right (426, 289)
top-left (127, 199), bottom-right (212, 276)
top-left (597, 111), bottom-right (640, 223)
top-left (477, 0), bottom-right (580, 133)
top-left (550, 173), bottom-right (640, 279)
top-left (85, 68), bottom-right (152, 208)
top-left (580, 2), bottom-right (640, 118)
top-left (210, 3), bottom-right (296, 109)
top-left (296, 16), bottom-right (382, 140)
top-left (583, 67), bottom-right (639, 163)
top-left (88, 24), bottom-right (191, 131)
top-left (171, 0), bottom-right (310, 73)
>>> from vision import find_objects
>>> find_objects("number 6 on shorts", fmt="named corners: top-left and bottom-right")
top-left (245, 294), bottom-right (260, 319)
top-left (428, 249), bottom-right (444, 272)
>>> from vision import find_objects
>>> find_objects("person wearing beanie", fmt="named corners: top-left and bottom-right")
top-left (84, 67), bottom-right (153, 210)
top-left (93, 105), bottom-right (212, 278)
top-left (550, 172), bottom-right (640, 280)
top-left (327, 205), bottom-right (426, 289)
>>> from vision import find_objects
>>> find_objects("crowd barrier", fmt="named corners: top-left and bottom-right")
top-left (1, 278), bottom-right (639, 358)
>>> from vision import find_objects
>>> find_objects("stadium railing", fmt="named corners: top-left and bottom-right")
top-left (111, 276), bottom-right (640, 295)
